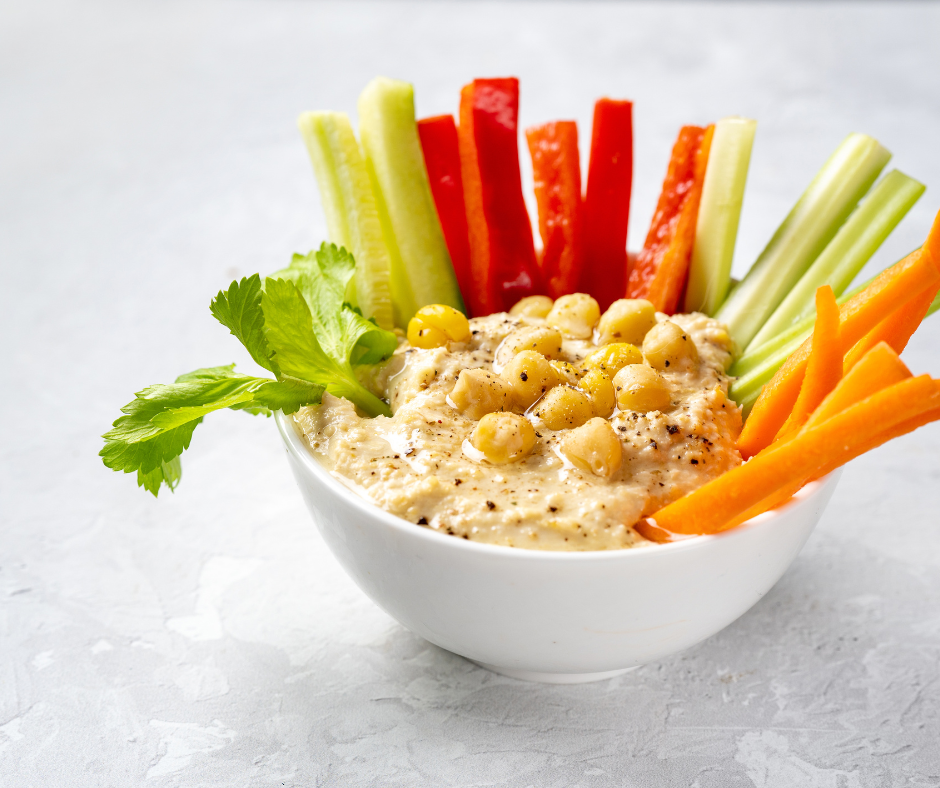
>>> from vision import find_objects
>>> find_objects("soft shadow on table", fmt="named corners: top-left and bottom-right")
top-left (271, 524), bottom-right (940, 786)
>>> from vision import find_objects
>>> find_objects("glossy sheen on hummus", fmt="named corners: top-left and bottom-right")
top-left (294, 311), bottom-right (743, 551)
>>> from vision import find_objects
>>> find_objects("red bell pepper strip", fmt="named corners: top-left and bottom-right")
top-left (627, 124), bottom-right (715, 314)
top-left (417, 115), bottom-right (473, 312)
top-left (458, 78), bottom-right (544, 316)
top-left (581, 99), bottom-right (634, 312)
top-left (525, 121), bottom-right (584, 299)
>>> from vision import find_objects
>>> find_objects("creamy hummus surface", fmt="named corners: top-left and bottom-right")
top-left (294, 299), bottom-right (743, 551)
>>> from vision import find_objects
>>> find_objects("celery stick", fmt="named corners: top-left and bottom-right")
top-left (731, 260), bottom-right (912, 377)
top-left (729, 256), bottom-right (930, 413)
top-left (731, 317), bottom-right (813, 377)
top-left (684, 117), bottom-right (756, 315)
top-left (730, 272), bottom-right (877, 377)
top-left (297, 111), bottom-right (394, 330)
top-left (715, 133), bottom-right (891, 348)
top-left (747, 169), bottom-right (924, 349)
top-left (730, 342), bottom-right (795, 415)
top-left (731, 280), bottom-right (939, 414)
top-left (359, 77), bottom-right (465, 327)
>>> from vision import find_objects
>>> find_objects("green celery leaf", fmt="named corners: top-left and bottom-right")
top-left (137, 456), bottom-right (182, 496)
top-left (100, 364), bottom-right (324, 495)
top-left (210, 275), bottom-right (279, 374)
top-left (273, 243), bottom-right (397, 367)
top-left (260, 277), bottom-right (341, 386)
top-left (254, 377), bottom-right (325, 414)
top-left (261, 273), bottom-right (392, 417)
top-left (106, 245), bottom-right (396, 496)
top-left (228, 402), bottom-right (273, 417)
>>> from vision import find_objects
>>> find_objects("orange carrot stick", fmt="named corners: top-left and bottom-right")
top-left (643, 375), bottom-right (940, 538)
top-left (641, 367), bottom-right (936, 543)
top-left (749, 387), bottom-right (940, 530)
top-left (843, 277), bottom-right (940, 373)
top-left (807, 342), bottom-right (912, 430)
top-left (720, 346), bottom-right (918, 534)
top-left (774, 286), bottom-right (842, 442)
top-left (737, 240), bottom-right (940, 458)
top-left (740, 209), bottom-right (940, 458)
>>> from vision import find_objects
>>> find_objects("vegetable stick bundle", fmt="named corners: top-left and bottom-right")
top-left (636, 208), bottom-right (940, 543)
top-left (738, 210), bottom-right (940, 458)
top-left (103, 73), bottom-right (940, 507)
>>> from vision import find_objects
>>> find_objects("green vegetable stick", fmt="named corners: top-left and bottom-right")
top-left (297, 111), bottom-right (395, 329)
top-left (747, 169), bottom-right (925, 350)
top-left (731, 285), bottom-right (940, 415)
top-left (684, 117), bottom-right (757, 316)
top-left (715, 133), bottom-right (891, 348)
top-left (731, 262), bottom-right (907, 377)
top-left (729, 257), bottom-right (939, 412)
top-left (731, 272), bottom-right (877, 377)
top-left (358, 77), bottom-right (465, 326)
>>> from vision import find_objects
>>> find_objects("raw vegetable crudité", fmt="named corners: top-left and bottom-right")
top-left (102, 74), bottom-right (940, 547)
top-left (579, 99), bottom-right (634, 311)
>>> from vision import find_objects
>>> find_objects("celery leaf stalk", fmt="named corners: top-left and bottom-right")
top-left (715, 133), bottom-right (891, 348)
top-left (358, 77), bottom-right (465, 327)
top-left (747, 169), bottom-right (924, 350)
top-left (684, 117), bottom-right (756, 315)
top-left (297, 112), bottom-right (395, 329)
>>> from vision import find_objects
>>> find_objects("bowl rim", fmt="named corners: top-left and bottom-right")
top-left (276, 409), bottom-right (835, 562)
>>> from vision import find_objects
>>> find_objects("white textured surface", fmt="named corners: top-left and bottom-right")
top-left (2, 1), bottom-right (940, 784)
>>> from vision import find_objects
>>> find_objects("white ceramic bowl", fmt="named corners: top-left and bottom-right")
top-left (276, 411), bottom-right (840, 683)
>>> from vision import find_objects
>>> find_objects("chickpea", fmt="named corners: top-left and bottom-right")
top-left (596, 299), bottom-right (657, 345)
top-left (613, 364), bottom-right (671, 413)
top-left (581, 343), bottom-right (643, 377)
top-left (561, 417), bottom-right (623, 479)
top-left (407, 304), bottom-right (471, 349)
top-left (642, 320), bottom-right (700, 371)
top-left (532, 385), bottom-right (595, 430)
top-left (509, 295), bottom-right (554, 318)
top-left (496, 325), bottom-right (563, 368)
top-left (470, 412), bottom-right (537, 464)
top-left (449, 368), bottom-right (512, 420)
top-left (578, 369), bottom-right (616, 418)
top-left (500, 350), bottom-right (560, 409)
top-left (549, 360), bottom-right (582, 386)
top-left (546, 293), bottom-right (600, 339)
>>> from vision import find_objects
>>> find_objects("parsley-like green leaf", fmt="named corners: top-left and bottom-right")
top-left (100, 365), bottom-right (323, 496)
top-left (209, 275), bottom-right (278, 374)
top-left (104, 244), bottom-right (398, 496)
top-left (272, 243), bottom-right (397, 367)
top-left (261, 269), bottom-right (393, 417)
top-left (138, 456), bottom-right (182, 495)
top-left (254, 377), bottom-right (325, 414)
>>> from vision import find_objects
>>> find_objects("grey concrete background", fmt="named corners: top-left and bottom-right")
top-left (3, 1), bottom-right (940, 785)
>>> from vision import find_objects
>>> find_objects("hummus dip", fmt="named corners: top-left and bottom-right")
top-left (294, 300), bottom-right (743, 551)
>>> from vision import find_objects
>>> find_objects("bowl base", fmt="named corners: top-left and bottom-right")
top-left (471, 660), bottom-right (638, 684)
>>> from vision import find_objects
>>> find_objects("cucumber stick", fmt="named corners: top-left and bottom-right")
top-left (684, 117), bottom-right (756, 316)
top-left (358, 77), bottom-right (465, 326)
top-left (298, 111), bottom-right (394, 329)
top-left (747, 169), bottom-right (925, 350)
top-left (715, 133), bottom-right (891, 348)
